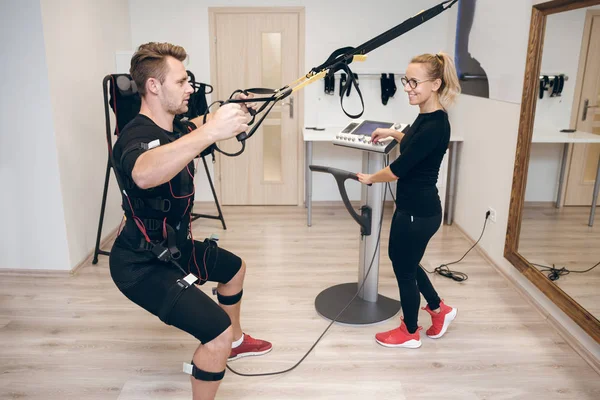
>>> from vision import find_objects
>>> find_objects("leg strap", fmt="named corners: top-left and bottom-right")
top-left (215, 289), bottom-right (243, 305)
top-left (183, 361), bottom-right (225, 381)
top-left (158, 276), bottom-right (196, 324)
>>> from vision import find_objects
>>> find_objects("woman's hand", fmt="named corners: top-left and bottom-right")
top-left (371, 128), bottom-right (398, 143)
top-left (357, 173), bottom-right (374, 185)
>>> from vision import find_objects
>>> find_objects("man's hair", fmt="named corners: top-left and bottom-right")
top-left (130, 42), bottom-right (187, 96)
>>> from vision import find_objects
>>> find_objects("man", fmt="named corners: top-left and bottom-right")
top-left (109, 42), bottom-right (271, 400)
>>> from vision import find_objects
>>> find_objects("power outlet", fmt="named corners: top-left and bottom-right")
top-left (487, 207), bottom-right (497, 223)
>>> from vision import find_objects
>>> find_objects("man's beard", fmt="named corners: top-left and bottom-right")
top-left (168, 103), bottom-right (188, 115)
top-left (164, 97), bottom-right (188, 115)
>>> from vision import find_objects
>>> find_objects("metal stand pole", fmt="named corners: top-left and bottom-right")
top-left (315, 152), bottom-right (400, 325)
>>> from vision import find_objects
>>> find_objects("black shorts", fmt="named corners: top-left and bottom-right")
top-left (109, 237), bottom-right (242, 343)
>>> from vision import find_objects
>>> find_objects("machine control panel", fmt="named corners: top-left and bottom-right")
top-left (333, 119), bottom-right (410, 154)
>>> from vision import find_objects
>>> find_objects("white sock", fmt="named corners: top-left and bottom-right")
top-left (232, 333), bottom-right (244, 348)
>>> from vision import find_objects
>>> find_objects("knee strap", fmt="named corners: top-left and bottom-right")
top-left (216, 289), bottom-right (243, 305)
top-left (183, 361), bottom-right (225, 381)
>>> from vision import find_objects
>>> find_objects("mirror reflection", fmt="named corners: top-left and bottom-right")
top-left (519, 6), bottom-right (600, 319)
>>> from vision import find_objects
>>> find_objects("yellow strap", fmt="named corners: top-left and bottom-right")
top-left (284, 54), bottom-right (366, 95)
top-left (291, 70), bottom-right (327, 93)
top-left (288, 74), bottom-right (309, 87)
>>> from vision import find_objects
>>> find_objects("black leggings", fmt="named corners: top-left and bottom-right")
top-left (388, 209), bottom-right (442, 333)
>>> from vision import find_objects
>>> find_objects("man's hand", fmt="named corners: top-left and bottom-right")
top-left (357, 173), bottom-right (374, 185)
top-left (233, 92), bottom-right (258, 114)
top-left (204, 103), bottom-right (251, 142)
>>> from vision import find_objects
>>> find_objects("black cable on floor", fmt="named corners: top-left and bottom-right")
top-left (226, 167), bottom-right (389, 377)
top-left (420, 213), bottom-right (489, 282)
top-left (532, 261), bottom-right (600, 281)
top-left (385, 149), bottom-right (478, 280)
top-left (384, 164), bottom-right (490, 283)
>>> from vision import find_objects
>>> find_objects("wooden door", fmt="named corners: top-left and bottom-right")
top-left (565, 13), bottom-right (600, 206)
top-left (209, 9), bottom-right (302, 205)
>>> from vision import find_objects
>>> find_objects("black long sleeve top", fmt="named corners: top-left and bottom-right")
top-left (389, 109), bottom-right (450, 217)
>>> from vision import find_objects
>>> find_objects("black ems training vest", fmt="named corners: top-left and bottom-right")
top-left (113, 115), bottom-right (196, 249)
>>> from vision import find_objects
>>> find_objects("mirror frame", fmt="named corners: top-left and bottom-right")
top-left (505, 0), bottom-right (600, 343)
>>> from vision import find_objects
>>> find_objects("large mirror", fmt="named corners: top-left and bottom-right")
top-left (505, 0), bottom-right (600, 343)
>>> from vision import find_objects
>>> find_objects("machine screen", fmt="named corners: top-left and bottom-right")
top-left (341, 122), bottom-right (359, 133)
top-left (352, 120), bottom-right (393, 135)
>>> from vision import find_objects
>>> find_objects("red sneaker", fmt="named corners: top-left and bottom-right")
top-left (228, 333), bottom-right (272, 361)
top-left (375, 320), bottom-right (422, 348)
top-left (423, 300), bottom-right (457, 339)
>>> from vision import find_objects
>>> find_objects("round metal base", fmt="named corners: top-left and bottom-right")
top-left (315, 283), bottom-right (400, 325)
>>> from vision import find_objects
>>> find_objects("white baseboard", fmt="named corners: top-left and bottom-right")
top-left (0, 224), bottom-right (120, 277)
top-left (70, 224), bottom-right (121, 275)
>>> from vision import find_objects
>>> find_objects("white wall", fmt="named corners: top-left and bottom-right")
top-left (0, 0), bottom-right (71, 270)
top-left (461, 0), bottom-right (535, 104)
top-left (526, 7), bottom-right (597, 202)
top-left (525, 143), bottom-right (563, 202)
top-left (40, 0), bottom-right (132, 269)
top-left (450, 0), bottom-right (599, 359)
top-left (535, 10), bottom-right (588, 131)
top-left (127, 0), bottom-right (453, 201)
top-left (0, 0), bottom-right (131, 271)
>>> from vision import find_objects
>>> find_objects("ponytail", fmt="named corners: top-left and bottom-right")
top-left (410, 52), bottom-right (461, 109)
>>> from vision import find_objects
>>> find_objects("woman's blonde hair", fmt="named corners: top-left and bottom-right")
top-left (410, 52), bottom-right (461, 109)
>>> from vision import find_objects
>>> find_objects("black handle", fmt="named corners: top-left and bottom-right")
top-left (231, 90), bottom-right (284, 143)
top-left (236, 131), bottom-right (250, 142)
top-left (308, 165), bottom-right (371, 186)
top-left (225, 90), bottom-right (257, 142)
top-left (235, 104), bottom-right (256, 142)
top-left (309, 165), bottom-right (355, 181)
top-left (309, 165), bottom-right (372, 235)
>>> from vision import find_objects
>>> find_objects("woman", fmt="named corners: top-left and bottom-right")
top-left (357, 52), bottom-right (461, 348)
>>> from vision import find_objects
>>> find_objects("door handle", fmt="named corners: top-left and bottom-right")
top-left (582, 98), bottom-right (599, 121)
top-left (281, 96), bottom-right (294, 119)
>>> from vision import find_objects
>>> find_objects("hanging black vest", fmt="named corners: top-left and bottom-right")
top-left (109, 74), bottom-right (141, 135)
top-left (109, 72), bottom-right (211, 135)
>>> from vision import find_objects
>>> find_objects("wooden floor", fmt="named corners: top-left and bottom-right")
top-left (1, 204), bottom-right (599, 399)
top-left (519, 202), bottom-right (600, 319)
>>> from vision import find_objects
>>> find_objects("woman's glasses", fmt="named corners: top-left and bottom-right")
top-left (400, 77), bottom-right (434, 89)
